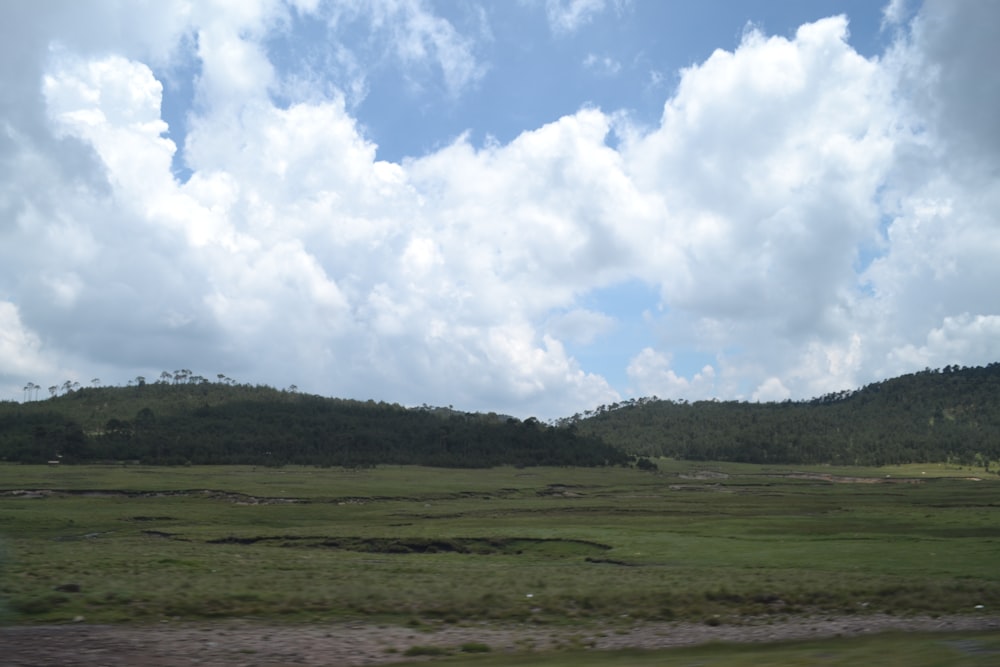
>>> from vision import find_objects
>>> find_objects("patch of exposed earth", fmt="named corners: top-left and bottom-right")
top-left (2, 614), bottom-right (998, 666)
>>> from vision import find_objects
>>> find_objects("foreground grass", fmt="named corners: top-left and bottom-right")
top-left (387, 632), bottom-right (1000, 667)
top-left (1, 461), bottom-right (998, 625)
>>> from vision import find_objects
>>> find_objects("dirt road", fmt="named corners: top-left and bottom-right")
top-left (3, 614), bottom-right (999, 666)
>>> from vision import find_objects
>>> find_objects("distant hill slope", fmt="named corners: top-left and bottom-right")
top-left (0, 383), bottom-right (627, 468)
top-left (566, 363), bottom-right (1000, 468)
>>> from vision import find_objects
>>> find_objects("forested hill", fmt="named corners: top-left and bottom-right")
top-left (567, 363), bottom-right (1000, 468)
top-left (0, 382), bottom-right (627, 468)
top-left (5, 364), bottom-right (1000, 468)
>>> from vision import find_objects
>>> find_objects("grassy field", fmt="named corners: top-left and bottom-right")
top-left (1, 460), bottom-right (998, 628)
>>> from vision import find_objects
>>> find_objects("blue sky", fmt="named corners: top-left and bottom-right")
top-left (161, 1), bottom-right (892, 164)
top-left (2, 1), bottom-right (999, 418)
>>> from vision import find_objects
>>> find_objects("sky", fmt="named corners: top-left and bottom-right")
top-left (2, 0), bottom-right (999, 419)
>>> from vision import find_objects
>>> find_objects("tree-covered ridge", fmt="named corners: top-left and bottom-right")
top-left (0, 381), bottom-right (627, 468)
top-left (5, 363), bottom-right (1000, 468)
top-left (568, 363), bottom-right (1000, 468)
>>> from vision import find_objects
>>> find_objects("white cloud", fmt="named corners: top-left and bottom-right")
top-left (0, 302), bottom-right (54, 379)
top-left (2, 1), bottom-right (999, 419)
top-left (887, 315), bottom-right (1000, 372)
top-left (860, 0), bottom-right (1000, 384)
top-left (616, 15), bottom-right (898, 398)
top-left (44, 51), bottom-right (176, 195)
top-left (583, 53), bottom-right (621, 76)
top-left (787, 334), bottom-right (865, 398)
top-left (881, 0), bottom-right (911, 27)
top-left (326, 0), bottom-right (486, 98)
top-left (626, 348), bottom-right (717, 400)
top-left (407, 109), bottom-right (654, 308)
top-left (389, 1), bottom-right (486, 96)
top-left (752, 377), bottom-right (790, 403)
top-left (2, 3), bottom-right (625, 417)
top-left (546, 308), bottom-right (615, 345)
top-left (626, 16), bottom-right (893, 306)
top-left (545, 0), bottom-right (617, 35)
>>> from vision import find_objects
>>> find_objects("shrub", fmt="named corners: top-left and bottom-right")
top-left (635, 457), bottom-right (658, 471)
top-left (460, 642), bottom-right (491, 653)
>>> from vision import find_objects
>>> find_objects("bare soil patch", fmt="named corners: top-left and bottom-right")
top-left (2, 614), bottom-right (998, 666)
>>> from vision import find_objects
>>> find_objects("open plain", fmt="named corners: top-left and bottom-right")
top-left (1, 462), bottom-right (998, 665)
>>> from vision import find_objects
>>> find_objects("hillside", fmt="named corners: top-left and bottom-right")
top-left (567, 363), bottom-right (1000, 468)
top-left (0, 382), bottom-right (627, 468)
top-left (4, 364), bottom-right (1000, 469)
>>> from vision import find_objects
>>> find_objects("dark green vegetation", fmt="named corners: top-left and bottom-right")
top-left (4, 363), bottom-right (1000, 469)
top-left (0, 381), bottom-right (625, 467)
top-left (1, 463), bottom-right (998, 625)
top-left (570, 363), bottom-right (1000, 467)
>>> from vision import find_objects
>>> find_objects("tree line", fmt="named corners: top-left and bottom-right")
top-left (0, 382), bottom-right (627, 468)
top-left (4, 363), bottom-right (1000, 468)
top-left (569, 363), bottom-right (1000, 469)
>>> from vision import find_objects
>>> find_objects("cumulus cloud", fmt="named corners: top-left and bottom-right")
top-left (626, 348), bottom-right (717, 400)
top-left (620, 4), bottom-right (1000, 403)
top-left (887, 315), bottom-right (1000, 374)
top-left (626, 16), bottom-right (893, 313)
top-left (863, 0), bottom-right (1000, 381)
top-left (2, 1), bottom-right (624, 417)
top-left (752, 378), bottom-right (791, 403)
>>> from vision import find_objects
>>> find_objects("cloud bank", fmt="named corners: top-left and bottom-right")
top-left (1, 0), bottom-right (998, 419)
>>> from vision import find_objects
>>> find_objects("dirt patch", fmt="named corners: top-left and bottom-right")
top-left (668, 483), bottom-right (735, 493)
top-left (1, 614), bottom-right (997, 667)
top-left (536, 483), bottom-right (590, 497)
top-left (0, 489), bottom-right (307, 505)
top-left (205, 535), bottom-right (612, 557)
top-left (142, 530), bottom-right (182, 539)
top-left (766, 472), bottom-right (924, 484)
top-left (679, 471), bottom-right (731, 480)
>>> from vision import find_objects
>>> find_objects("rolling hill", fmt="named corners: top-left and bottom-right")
top-left (567, 363), bottom-right (1000, 468)
top-left (0, 381), bottom-right (626, 468)
top-left (2, 363), bottom-right (999, 468)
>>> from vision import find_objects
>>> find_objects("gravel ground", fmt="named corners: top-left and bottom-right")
top-left (2, 614), bottom-right (999, 666)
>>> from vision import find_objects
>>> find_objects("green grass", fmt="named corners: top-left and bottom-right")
top-left (1, 462), bottom-right (998, 625)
